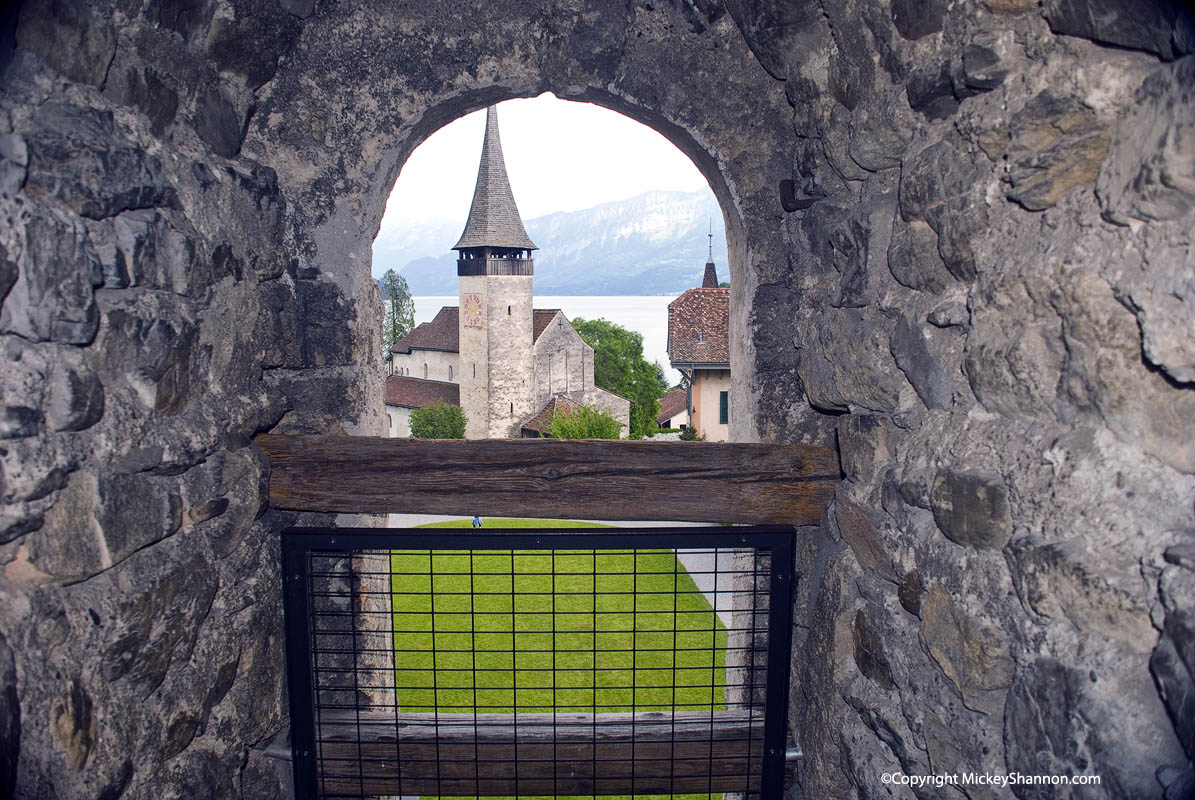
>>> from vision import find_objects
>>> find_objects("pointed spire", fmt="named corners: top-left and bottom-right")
top-left (452, 106), bottom-right (537, 251)
top-left (701, 224), bottom-right (719, 288)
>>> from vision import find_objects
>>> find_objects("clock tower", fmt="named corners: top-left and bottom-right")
top-left (452, 106), bottom-right (537, 439)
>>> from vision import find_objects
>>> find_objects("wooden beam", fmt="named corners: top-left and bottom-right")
top-left (255, 435), bottom-right (838, 524)
top-left (315, 709), bottom-right (767, 796)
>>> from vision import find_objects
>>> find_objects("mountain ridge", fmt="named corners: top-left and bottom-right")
top-left (373, 189), bottom-right (729, 295)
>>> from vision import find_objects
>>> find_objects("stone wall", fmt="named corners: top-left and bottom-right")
top-left (720, 1), bottom-right (1195, 796)
top-left (0, 1), bottom-right (789, 796)
top-left (1, 0), bottom-right (1191, 798)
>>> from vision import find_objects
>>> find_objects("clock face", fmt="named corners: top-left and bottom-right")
top-left (462, 293), bottom-right (483, 328)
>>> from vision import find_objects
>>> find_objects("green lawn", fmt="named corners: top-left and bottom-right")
top-left (392, 520), bottom-right (728, 797)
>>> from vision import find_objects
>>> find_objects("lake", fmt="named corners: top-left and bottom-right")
top-left (414, 295), bottom-right (680, 385)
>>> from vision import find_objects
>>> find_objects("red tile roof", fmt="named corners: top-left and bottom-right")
top-left (391, 306), bottom-right (566, 354)
top-left (656, 387), bottom-right (688, 424)
top-left (520, 395), bottom-right (582, 436)
top-left (392, 306), bottom-right (459, 354)
top-left (533, 309), bottom-right (562, 342)
top-left (668, 288), bottom-right (730, 366)
top-left (383, 376), bottom-right (460, 409)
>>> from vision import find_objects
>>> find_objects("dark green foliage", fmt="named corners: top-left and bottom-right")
top-left (380, 269), bottom-right (415, 355)
top-left (570, 317), bottom-right (665, 438)
top-left (679, 426), bottom-right (704, 441)
top-left (409, 402), bottom-right (466, 439)
top-left (545, 404), bottom-right (622, 439)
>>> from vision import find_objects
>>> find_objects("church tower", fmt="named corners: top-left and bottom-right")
top-left (453, 106), bottom-right (537, 439)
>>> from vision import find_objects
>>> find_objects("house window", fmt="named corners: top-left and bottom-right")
top-left (448, 365), bottom-right (453, 381)
top-left (423, 363), bottom-right (428, 379)
top-left (719, 391), bottom-right (728, 425)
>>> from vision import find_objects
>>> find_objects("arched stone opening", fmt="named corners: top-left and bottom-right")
top-left (240, 1), bottom-right (795, 443)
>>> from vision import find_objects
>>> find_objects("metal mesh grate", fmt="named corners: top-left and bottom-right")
top-left (282, 527), bottom-right (794, 799)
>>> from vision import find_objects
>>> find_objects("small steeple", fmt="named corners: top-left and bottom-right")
top-left (453, 106), bottom-right (537, 252)
top-left (701, 220), bottom-right (719, 288)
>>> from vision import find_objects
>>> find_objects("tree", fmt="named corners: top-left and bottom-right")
top-left (409, 402), bottom-right (466, 439)
top-left (545, 404), bottom-right (622, 439)
top-left (570, 317), bottom-right (664, 438)
top-left (380, 269), bottom-right (416, 354)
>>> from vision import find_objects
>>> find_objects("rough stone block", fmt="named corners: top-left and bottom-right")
top-left (1098, 57), bottom-right (1195, 226)
top-left (0, 212), bottom-right (100, 345)
top-left (100, 555), bottom-right (218, 696)
top-left (897, 569), bottom-right (923, 616)
top-left (927, 301), bottom-right (968, 328)
top-left (795, 309), bottom-right (906, 414)
top-left (1005, 656), bottom-right (1184, 795)
top-left (906, 62), bottom-right (959, 120)
top-left (0, 245), bottom-right (15, 317)
top-left (96, 474), bottom-right (182, 566)
top-left (0, 134), bottom-right (27, 197)
top-left (890, 314), bottom-right (952, 410)
top-left (848, 88), bottom-right (913, 172)
top-left (930, 469), bottom-right (1011, 550)
top-left (1005, 91), bottom-right (1112, 211)
top-left (836, 413), bottom-right (899, 482)
top-left (50, 680), bottom-right (94, 771)
top-left (835, 494), bottom-right (897, 582)
top-left (1151, 611), bottom-right (1195, 760)
top-left (25, 103), bottom-right (175, 220)
top-left (960, 42), bottom-right (1009, 91)
top-left (1011, 541), bottom-right (1153, 652)
top-left (0, 634), bottom-right (17, 798)
top-left (1043, 0), bottom-right (1194, 61)
top-left (899, 137), bottom-right (986, 281)
top-left (829, 193), bottom-right (896, 308)
top-left (891, 0), bottom-right (947, 41)
top-left (99, 299), bottom-right (201, 416)
top-left (120, 67), bottom-right (179, 137)
top-left (887, 217), bottom-right (952, 295)
top-left (919, 584), bottom-right (1014, 716)
top-left (46, 356), bottom-right (104, 432)
top-left (194, 87), bottom-right (248, 159)
top-left (15, 0), bottom-right (116, 87)
top-left (852, 610), bottom-right (895, 689)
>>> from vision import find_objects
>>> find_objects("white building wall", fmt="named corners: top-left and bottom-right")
top-left (390, 348), bottom-right (459, 383)
top-left (384, 404), bottom-right (412, 437)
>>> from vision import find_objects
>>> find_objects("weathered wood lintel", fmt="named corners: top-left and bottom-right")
top-left (255, 435), bottom-right (839, 525)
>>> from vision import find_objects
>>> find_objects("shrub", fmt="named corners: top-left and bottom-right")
top-left (545, 404), bottom-right (622, 439)
top-left (409, 402), bottom-right (466, 439)
top-left (678, 426), bottom-right (704, 441)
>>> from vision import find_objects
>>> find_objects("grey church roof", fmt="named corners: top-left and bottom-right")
top-left (452, 106), bottom-right (538, 251)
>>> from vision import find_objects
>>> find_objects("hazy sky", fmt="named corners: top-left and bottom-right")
top-left (379, 93), bottom-right (713, 230)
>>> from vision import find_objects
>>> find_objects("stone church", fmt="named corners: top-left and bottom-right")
top-left (384, 106), bottom-right (630, 439)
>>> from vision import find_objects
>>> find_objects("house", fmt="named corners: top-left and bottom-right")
top-left (656, 387), bottom-right (690, 430)
top-left (667, 254), bottom-right (730, 441)
top-left (384, 105), bottom-right (630, 438)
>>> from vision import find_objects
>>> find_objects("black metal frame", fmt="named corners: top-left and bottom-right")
top-left (282, 526), bottom-right (795, 799)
